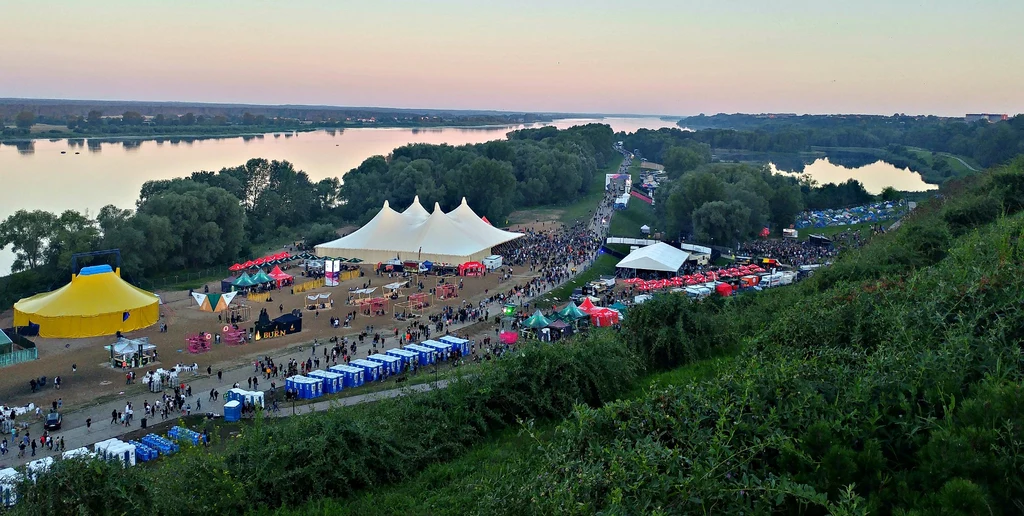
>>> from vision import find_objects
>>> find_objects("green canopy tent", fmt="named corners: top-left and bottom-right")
top-left (232, 272), bottom-right (257, 288)
top-left (608, 301), bottom-right (628, 313)
top-left (251, 269), bottom-right (275, 284)
top-left (522, 310), bottom-right (552, 329)
top-left (557, 302), bottom-right (588, 321)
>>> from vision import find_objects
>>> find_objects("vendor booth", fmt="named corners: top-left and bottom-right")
top-left (590, 308), bottom-right (620, 327)
top-left (307, 370), bottom-right (344, 394)
top-left (499, 331), bottom-right (519, 345)
top-left (105, 337), bottom-right (157, 368)
top-left (435, 283), bottom-right (458, 300)
top-left (306, 293), bottom-right (333, 311)
top-left (458, 261), bottom-right (485, 277)
top-left (349, 359), bottom-right (383, 382)
top-left (255, 313), bottom-right (302, 341)
top-left (329, 364), bottom-right (365, 388)
top-left (268, 266), bottom-right (294, 288)
top-left (546, 319), bottom-right (573, 340)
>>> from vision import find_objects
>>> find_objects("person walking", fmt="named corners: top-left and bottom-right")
top-left (110, 409), bottom-right (118, 425)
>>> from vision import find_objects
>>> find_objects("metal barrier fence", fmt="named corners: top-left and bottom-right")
top-left (0, 348), bottom-right (38, 368)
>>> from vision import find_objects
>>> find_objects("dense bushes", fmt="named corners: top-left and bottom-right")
top-left (498, 163), bottom-right (1024, 514)
top-left (12, 332), bottom-right (638, 515)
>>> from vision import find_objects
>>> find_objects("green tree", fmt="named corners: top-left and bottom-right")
top-left (121, 111), bottom-right (145, 125)
top-left (0, 209), bottom-right (57, 271)
top-left (45, 210), bottom-right (100, 270)
top-left (304, 223), bottom-right (338, 247)
top-left (692, 200), bottom-right (751, 248)
top-left (14, 111), bottom-right (35, 129)
top-left (879, 186), bottom-right (901, 202)
top-left (180, 112), bottom-right (196, 126)
top-left (87, 110), bottom-right (104, 128)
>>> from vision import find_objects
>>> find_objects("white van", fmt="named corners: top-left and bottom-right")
top-left (482, 255), bottom-right (503, 270)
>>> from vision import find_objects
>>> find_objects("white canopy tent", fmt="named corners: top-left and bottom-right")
top-left (616, 242), bottom-right (690, 273)
top-left (316, 198), bottom-right (523, 264)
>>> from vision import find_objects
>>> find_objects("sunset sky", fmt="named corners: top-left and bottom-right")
top-left (3, 0), bottom-right (1022, 116)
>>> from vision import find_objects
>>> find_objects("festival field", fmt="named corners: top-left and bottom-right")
top-left (0, 261), bottom-right (532, 412)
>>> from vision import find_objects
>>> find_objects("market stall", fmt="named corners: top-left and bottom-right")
top-left (104, 337), bottom-right (157, 368)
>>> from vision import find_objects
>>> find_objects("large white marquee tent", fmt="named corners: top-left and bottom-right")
top-left (615, 242), bottom-right (690, 273)
top-left (315, 196), bottom-right (523, 264)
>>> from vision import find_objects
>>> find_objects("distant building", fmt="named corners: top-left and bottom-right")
top-left (965, 113), bottom-right (1008, 123)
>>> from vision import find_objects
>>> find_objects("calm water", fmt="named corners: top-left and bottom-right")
top-left (0, 117), bottom-right (676, 275)
top-left (770, 158), bottom-right (939, 195)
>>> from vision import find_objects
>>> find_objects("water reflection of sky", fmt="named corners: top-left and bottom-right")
top-left (0, 117), bottom-right (675, 276)
top-left (771, 158), bottom-right (939, 195)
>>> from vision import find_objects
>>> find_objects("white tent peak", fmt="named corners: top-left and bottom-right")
top-left (413, 195), bottom-right (420, 203)
top-left (383, 200), bottom-right (390, 208)
top-left (433, 202), bottom-right (442, 213)
top-left (460, 197), bottom-right (468, 205)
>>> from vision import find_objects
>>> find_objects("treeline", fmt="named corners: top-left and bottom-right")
top-left (0, 158), bottom-right (340, 308)
top-left (622, 128), bottom-right (875, 242)
top-left (677, 113), bottom-right (1024, 170)
top-left (654, 163), bottom-right (805, 245)
top-left (338, 124), bottom-right (614, 222)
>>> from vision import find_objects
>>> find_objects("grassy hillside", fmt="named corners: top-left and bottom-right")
top-left (13, 158), bottom-right (1024, 515)
top-left (282, 157), bottom-right (1024, 515)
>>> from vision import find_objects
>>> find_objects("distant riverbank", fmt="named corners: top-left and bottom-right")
top-left (0, 119), bottom-right (562, 144)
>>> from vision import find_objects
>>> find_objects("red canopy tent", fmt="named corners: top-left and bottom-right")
top-left (590, 308), bottom-right (620, 327)
top-left (269, 266), bottom-right (293, 287)
top-left (229, 263), bottom-right (245, 272)
top-left (458, 261), bottom-right (485, 277)
top-left (716, 283), bottom-right (735, 297)
top-left (499, 331), bottom-right (518, 344)
top-left (577, 297), bottom-right (598, 314)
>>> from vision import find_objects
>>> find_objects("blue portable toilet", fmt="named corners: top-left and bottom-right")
top-left (386, 348), bottom-right (417, 368)
top-left (367, 353), bottom-right (402, 375)
top-left (308, 370), bottom-right (342, 394)
top-left (329, 364), bottom-right (364, 388)
top-left (224, 400), bottom-right (241, 422)
top-left (439, 336), bottom-right (471, 356)
top-left (350, 359), bottom-right (382, 382)
top-left (403, 344), bottom-right (434, 365)
top-left (421, 340), bottom-right (451, 360)
top-left (226, 388), bottom-right (248, 404)
top-left (291, 376), bottom-right (323, 399)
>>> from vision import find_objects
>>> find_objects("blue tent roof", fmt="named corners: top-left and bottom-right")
top-left (79, 265), bottom-right (114, 276)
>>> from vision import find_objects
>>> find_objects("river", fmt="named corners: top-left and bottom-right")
top-left (0, 117), bottom-right (678, 276)
top-left (770, 158), bottom-right (939, 195)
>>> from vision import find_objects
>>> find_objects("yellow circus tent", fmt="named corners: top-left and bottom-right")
top-left (13, 265), bottom-right (160, 338)
top-left (191, 291), bottom-right (237, 312)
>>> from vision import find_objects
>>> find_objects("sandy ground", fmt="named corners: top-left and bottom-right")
top-left (0, 263), bottom-right (533, 413)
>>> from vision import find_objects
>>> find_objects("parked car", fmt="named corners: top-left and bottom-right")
top-left (44, 412), bottom-right (61, 431)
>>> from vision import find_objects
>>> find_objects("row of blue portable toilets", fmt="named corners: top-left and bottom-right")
top-left (223, 388), bottom-right (267, 422)
top-left (274, 336), bottom-right (472, 401)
